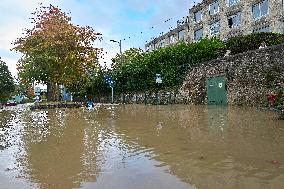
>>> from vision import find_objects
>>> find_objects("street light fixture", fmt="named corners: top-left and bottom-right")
top-left (110, 39), bottom-right (122, 66)
top-left (110, 39), bottom-right (122, 54)
top-left (110, 39), bottom-right (123, 103)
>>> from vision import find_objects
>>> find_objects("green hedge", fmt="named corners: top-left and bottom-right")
top-left (225, 32), bottom-right (284, 55)
top-left (87, 33), bottom-right (284, 97)
top-left (110, 38), bottom-right (226, 94)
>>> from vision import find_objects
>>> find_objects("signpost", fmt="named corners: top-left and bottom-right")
top-left (34, 87), bottom-right (41, 104)
top-left (155, 74), bottom-right (162, 105)
top-left (104, 76), bottom-right (115, 104)
top-left (155, 74), bottom-right (162, 84)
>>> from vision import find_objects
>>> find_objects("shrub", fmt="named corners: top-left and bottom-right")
top-left (225, 32), bottom-right (284, 55)
top-left (110, 38), bottom-right (226, 94)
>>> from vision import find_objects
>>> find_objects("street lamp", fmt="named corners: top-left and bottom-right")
top-left (110, 39), bottom-right (122, 67)
top-left (110, 39), bottom-right (124, 103)
top-left (110, 39), bottom-right (122, 55)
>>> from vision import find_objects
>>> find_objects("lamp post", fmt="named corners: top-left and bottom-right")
top-left (110, 39), bottom-right (122, 55)
top-left (110, 39), bottom-right (124, 103)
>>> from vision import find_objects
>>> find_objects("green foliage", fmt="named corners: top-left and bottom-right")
top-left (0, 58), bottom-right (15, 102)
top-left (84, 68), bottom-right (110, 98)
top-left (225, 32), bottom-right (284, 55)
top-left (274, 88), bottom-right (284, 110)
top-left (111, 48), bottom-right (144, 69)
top-left (109, 38), bottom-right (226, 94)
top-left (12, 4), bottom-right (101, 100)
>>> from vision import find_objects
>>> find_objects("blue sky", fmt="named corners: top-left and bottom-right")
top-left (0, 0), bottom-right (201, 77)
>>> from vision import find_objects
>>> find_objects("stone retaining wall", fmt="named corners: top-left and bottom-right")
top-left (178, 43), bottom-right (284, 106)
top-left (98, 43), bottom-right (283, 106)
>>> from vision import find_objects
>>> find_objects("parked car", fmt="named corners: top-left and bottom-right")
top-left (5, 100), bottom-right (17, 106)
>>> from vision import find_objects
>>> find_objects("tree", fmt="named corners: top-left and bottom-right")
top-left (111, 48), bottom-right (144, 69)
top-left (111, 48), bottom-right (144, 94)
top-left (13, 4), bottom-right (102, 101)
top-left (109, 38), bottom-right (226, 94)
top-left (0, 58), bottom-right (15, 102)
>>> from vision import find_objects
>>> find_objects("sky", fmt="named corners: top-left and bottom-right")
top-left (0, 0), bottom-right (201, 77)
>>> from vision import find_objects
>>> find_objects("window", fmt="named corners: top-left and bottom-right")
top-left (228, 12), bottom-right (241, 28)
top-left (160, 39), bottom-right (166, 47)
top-left (156, 39), bottom-right (165, 48)
top-left (282, 21), bottom-right (284, 34)
top-left (194, 28), bottom-right (203, 40)
top-left (146, 44), bottom-right (154, 51)
top-left (194, 10), bottom-right (202, 22)
top-left (253, 25), bottom-right (270, 33)
top-left (209, 21), bottom-right (220, 35)
top-left (169, 35), bottom-right (175, 43)
top-left (252, 0), bottom-right (269, 20)
top-left (178, 30), bottom-right (185, 40)
top-left (228, 0), bottom-right (239, 6)
top-left (209, 1), bottom-right (219, 15)
top-left (146, 46), bottom-right (150, 52)
top-left (154, 43), bottom-right (157, 49)
top-left (147, 44), bottom-right (154, 51)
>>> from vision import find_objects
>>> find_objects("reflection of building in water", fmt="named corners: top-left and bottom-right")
top-left (112, 105), bottom-right (284, 189)
top-left (3, 105), bottom-right (283, 189)
top-left (20, 109), bottom-right (100, 189)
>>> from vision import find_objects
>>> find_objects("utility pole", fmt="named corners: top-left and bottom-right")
top-left (110, 39), bottom-right (124, 103)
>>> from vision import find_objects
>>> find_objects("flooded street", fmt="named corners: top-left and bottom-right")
top-left (0, 104), bottom-right (283, 189)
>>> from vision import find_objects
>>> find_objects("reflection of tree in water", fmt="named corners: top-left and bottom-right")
top-left (0, 111), bottom-right (16, 149)
top-left (0, 111), bottom-right (14, 128)
top-left (20, 109), bottom-right (100, 189)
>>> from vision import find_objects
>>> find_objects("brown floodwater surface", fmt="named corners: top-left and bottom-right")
top-left (0, 104), bottom-right (283, 189)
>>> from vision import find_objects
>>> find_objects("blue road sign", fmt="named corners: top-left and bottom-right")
top-left (155, 73), bottom-right (162, 84)
top-left (104, 75), bottom-right (115, 88)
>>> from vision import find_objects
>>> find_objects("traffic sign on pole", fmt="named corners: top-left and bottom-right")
top-left (155, 73), bottom-right (162, 84)
top-left (104, 75), bottom-right (115, 103)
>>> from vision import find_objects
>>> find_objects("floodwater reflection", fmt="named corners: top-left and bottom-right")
top-left (0, 104), bottom-right (283, 189)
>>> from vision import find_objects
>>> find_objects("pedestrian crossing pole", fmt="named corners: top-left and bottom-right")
top-left (111, 86), bottom-right (114, 104)
top-left (104, 75), bottom-right (115, 104)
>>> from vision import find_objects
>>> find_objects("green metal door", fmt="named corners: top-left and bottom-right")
top-left (206, 76), bottom-right (227, 105)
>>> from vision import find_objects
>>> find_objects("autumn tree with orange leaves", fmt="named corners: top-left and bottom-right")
top-left (13, 4), bottom-right (102, 101)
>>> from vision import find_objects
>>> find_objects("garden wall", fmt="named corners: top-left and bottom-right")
top-left (99, 43), bottom-right (284, 106)
top-left (178, 43), bottom-right (284, 106)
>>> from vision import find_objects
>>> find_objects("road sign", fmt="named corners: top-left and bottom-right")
top-left (104, 75), bottom-right (115, 104)
top-left (156, 74), bottom-right (162, 84)
top-left (34, 87), bottom-right (41, 96)
top-left (104, 76), bottom-right (115, 88)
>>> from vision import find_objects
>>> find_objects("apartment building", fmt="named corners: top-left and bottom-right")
top-left (145, 0), bottom-right (284, 51)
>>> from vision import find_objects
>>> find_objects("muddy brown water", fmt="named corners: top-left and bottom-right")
top-left (0, 104), bottom-right (283, 189)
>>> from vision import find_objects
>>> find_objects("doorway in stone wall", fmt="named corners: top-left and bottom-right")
top-left (206, 75), bottom-right (228, 105)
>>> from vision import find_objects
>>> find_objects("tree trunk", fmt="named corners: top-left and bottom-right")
top-left (47, 82), bottom-right (60, 101)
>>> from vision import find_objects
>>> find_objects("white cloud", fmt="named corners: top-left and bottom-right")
top-left (1, 56), bottom-right (19, 77)
top-left (0, 0), bottom-right (60, 77)
top-left (0, 0), bottom-right (203, 76)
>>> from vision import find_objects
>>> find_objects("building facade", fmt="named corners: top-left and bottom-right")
top-left (145, 0), bottom-right (284, 51)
